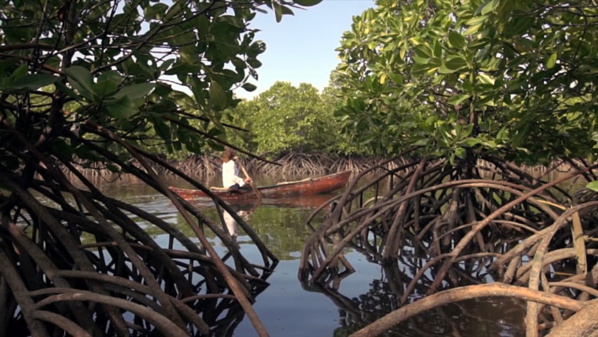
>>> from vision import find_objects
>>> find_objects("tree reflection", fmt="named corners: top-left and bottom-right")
top-left (302, 261), bottom-right (525, 337)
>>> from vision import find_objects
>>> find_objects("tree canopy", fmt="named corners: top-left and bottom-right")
top-left (334, 0), bottom-right (598, 165)
top-left (0, 0), bottom-right (322, 166)
top-left (226, 81), bottom-right (345, 158)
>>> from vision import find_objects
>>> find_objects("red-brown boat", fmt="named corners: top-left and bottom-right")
top-left (170, 170), bottom-right (352, 200)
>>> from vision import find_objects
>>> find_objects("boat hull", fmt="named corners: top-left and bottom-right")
top-left (170, 170), bottom-right (351, 200)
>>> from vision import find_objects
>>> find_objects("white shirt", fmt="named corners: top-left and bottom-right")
top-left (222, 160), bottom-right (245, 188)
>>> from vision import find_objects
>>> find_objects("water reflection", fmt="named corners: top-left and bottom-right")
top-left (97, 176), bottom-right (525, 337)
top-left (302, 263), bottom-right (525, 337)
top-left (223, 205), bottom-right (251, 241)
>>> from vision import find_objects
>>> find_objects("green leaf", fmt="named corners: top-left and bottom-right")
top-left (465, 138), bottom-right (482, 147)
top-left (413, 138), bottom-right (429, 146)
top-left (294, 0), bottom-right (323, 6)
top-left (496, 126), bottom-right (508, 140)
top-left (455, 147), bottom-right (466, 159)
top-left (247, 41), bottom-right (266, 57)
top-left (12, 74), bottom-right (57, 90)
top-left (414, 44), bottom-right (432, 58)
top-left (466, 15), bottom-right (489, 26)
top-left (280, 5), bottom-right (294, 15)
top-left (412, 53), bottom-right (430, 65)
top-left (546, 53), bottom-right (557, 69)
top-left (152, 117), bottom-right (171, 140)
top-left (478, 72), bottom-right (495, 85)
top-left (94, 71), bottom-right (122, 97)
top-left (165, 62), bottom-right (201, 76)
top-left (389, 73), bottom-right (404, 85)
top-left (159, 59), bottom-right (175, 71)
top-left (242, 83), bottom-right (257, 92)
top-left (66, 66), bottom-right (95, 100)
top-left (448, 31), bottom-right (466, 49)
top-left (144, 3), bottom-right (169, 20)
top-left (586, 181), bottom-right (598, 193)
top-left (97, 71), bottom-right (122, 84)
top-left (209, 80), bottom-right (227, 110)
top-left (12, 64), bottom-right (28, 79)
top-left (445, 56), bottom-right (468, 72)
top-left (463, 23), bottom-right (483, 36)
top-left (273, 2), bottom-right (283, 22)
top-left (448, 94), bottom-right (471, 106)
top-left (54, 81), bottom-right (81, 100)
top-left (94, 81), bottom-right (119, 98)
top-left (105, 94), bottom-right (137, 119)
top-left (438, 64), bottom-right (455, 74)
top-left (247, 58), bottom-right (262, 68)
top-left (188, 77), bottom-right (206, 104)
top-left (113, 83), bottom-right (155, 105)
top-left (480, 0), bottom-right (499, 15)
top-left (433, 41), bottom-right (442, 58)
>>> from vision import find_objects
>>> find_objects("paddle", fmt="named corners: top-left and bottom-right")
top-left (237, 159), bottom-right (263, 201)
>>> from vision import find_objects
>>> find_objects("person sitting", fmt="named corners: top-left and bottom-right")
top-left (221, 147), bottom-right (251, 192)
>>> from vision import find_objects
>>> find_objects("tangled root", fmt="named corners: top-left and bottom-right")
top-left (0, 123), bottom-right (277, 337)
top-left (300, 155), bottom-right (598, 337)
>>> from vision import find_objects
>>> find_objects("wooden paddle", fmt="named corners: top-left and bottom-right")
top-left (237, 159), bottom-right (263, 201)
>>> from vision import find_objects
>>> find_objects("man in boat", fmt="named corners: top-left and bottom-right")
top-left (221, 147), bottom-right (252, 241)
top-left (221, 147), bottom-right (251, 193)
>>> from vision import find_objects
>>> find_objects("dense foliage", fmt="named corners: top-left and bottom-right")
top-left (225, 81), bottom-right (347, 158)
top-left (334, 0), bottom-right (598, 165)
top-left (0, 0), bottom-right (322, 167)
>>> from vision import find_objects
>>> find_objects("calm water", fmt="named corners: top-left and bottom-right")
top-left (97, 174), bottom-right (525, 337)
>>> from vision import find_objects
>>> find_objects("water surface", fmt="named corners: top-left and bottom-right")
top-left (99, 175), bottom-right (525, 337)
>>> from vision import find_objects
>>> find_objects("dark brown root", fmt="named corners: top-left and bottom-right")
top-left (300, 153), bottom-right (598, 337)
top-left (0, 122), bottom-right (277, 337)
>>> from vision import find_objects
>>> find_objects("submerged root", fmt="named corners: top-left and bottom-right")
top-left (300, 155), bottom-right (598, 336)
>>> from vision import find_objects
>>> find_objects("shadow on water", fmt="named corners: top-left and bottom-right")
top-left (94, 173), bottom-right (528, 337)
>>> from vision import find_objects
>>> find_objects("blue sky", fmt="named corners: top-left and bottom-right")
top-left (234, 0), bottom-right (376, 99)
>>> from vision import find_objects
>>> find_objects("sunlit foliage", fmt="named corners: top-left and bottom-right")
top-left (334, 0), bottom-right (598, 165)
top-left (226, 81), bottom-right (345, 158)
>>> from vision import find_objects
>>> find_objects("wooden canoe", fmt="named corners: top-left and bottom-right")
top-left (188, 194), bottom-right (338, 210)
top-left (170, 170), bottom-right (352, 200)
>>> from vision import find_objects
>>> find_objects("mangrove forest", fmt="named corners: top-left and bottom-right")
top-left (1, 0), bottom-right (597, 337)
